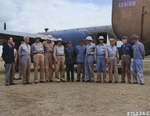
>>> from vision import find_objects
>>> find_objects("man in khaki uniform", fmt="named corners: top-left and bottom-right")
top-left (43, 35), bottom-right (55, 82)
top-left (53, 38), bottom-right (66, 82)
top-left (31, 37), bottom-right (45, 84)
top-left (106, 39), bottom-right (119, 83)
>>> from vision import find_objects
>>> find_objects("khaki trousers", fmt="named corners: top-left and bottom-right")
top-left (109, 57), bottom-right (118, 81)
top-left (77, 63), bottom-right (85, 79)
top-left (121, 55), bottom-right (131, 82)
top-left (54, 56), bottom-right (65, 80)
top-left (44, 53), bottom-right (54, 80)
top-left (20, 55), bottom-right (31, 84)
top-left (33, 54), bottom-right (45, 82)
top-left (97, 68), bottom-right (106, 82)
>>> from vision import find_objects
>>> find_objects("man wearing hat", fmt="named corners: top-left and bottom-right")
top-left (120, 36), bottom-right (133, 83)
top-left (76, 39), bottom-right (86, 82)
top-left (131, 34), bottom-right (145, 85)
top-left (65, 41), bottom-right (76, 82)
top-left (43, 35), bottom-right (55, 82)
top-left (94, 36), bottom-right (107, 83)
top-left (85, 36), bottom-right (96, 82)
top-left (18, 37), bottom-right (32, 85)
top-left (53, 38), bottom-right (66, 82)
top-left (31, 37), bottom-right (45, 84)
top-left (106, 39), bottom-right (119, 83)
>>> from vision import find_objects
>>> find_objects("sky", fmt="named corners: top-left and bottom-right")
top-left (0, 0), bottom-right (112, 33)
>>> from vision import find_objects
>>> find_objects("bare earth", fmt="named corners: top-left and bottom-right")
top-left (0, 60), bottom-right (150, 116)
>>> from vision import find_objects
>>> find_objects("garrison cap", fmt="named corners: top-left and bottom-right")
top-left (79, 38), bottom-right (84, 42)
top-left (109, 38), bottom-right (116, 42)
top-left (67, 41), bottom-right (72, 44)
top-left (85, 36), bottom-right (93, 41)
top-left (122, 36), bottom-right (128, 39)
top-left (131, 34), bottom-right (139, 39)
top-left (34, 37), bottom-right (41, 40)
top-left (98, 36), bottom-right (104, 40)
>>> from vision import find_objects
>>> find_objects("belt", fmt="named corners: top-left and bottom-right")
top-left (122, 54), bottom-right (129, 56)
top-left (109, 56), bottom-right (116, 58)
top-left (21, 54), bottom-right (30, 56)
top-left (97, 55), bottom-right (105, 56)
top-left (34, 52), bottom-right (43, 55)
top-left (45, 51), bottom-right (53, 53)
top-left (56, 54), bottom-right (65, 56)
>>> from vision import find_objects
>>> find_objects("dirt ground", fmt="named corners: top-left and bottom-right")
top-left (0, 60), bottom-right (150, 116)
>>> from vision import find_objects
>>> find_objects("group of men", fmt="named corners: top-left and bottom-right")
top-left (2, 34), bottom-right (145, 86)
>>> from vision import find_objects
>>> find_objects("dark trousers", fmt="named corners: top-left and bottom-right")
top-left (66, 64), bottom-right (74, 81)
top-left (5, 63), bottom-right (13, 85)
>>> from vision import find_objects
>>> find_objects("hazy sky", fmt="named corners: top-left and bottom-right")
top-left (0, 0), bottom-right (112, 33)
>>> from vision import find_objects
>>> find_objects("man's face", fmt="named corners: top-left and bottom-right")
top-left (8, 38), bottom-right (13, 44)
top-left (132, 39), bottom-right (137, 44)
top-left (47, 40), bottom-right (51, 43)
top-left (67, 43), bottom-right (72, 48)
top-left (86, 40), bottom-right (91, 44)
top-left (110, 41), bottom-right (115, 46)
top-left (58, 41), bottom-right (62, 45)
top-left (99, 40), bottom-right (103, 44)
top-left (25, 38), bottom-right (29, 44)
top-left (79, 41), bottom-right (84, 45)
top-left (122, 39), bottom-right (127, 44)
top-left (35, 39), bottom-right (40, 43)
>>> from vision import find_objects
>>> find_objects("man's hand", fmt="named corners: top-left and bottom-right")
top-left (117, 59), bottom-right (119, 64)
top-left (107, 59), bottom-right (109, 63)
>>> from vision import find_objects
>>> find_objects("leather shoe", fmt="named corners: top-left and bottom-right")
top-left (10, 83), bottom-right (17, 85)
top-left (26, 82), bottom-right (32, 84)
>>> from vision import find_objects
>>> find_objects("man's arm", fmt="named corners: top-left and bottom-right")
top-left (94, 47), bottom-right (97, 62)
top-left (53, 46), bottom-right (57, 63)
top-left (140, 44), bottom-right (145, 60)
top-left (2, 46), bottom-right (6, 62)
top-left (105, 48), bottom-right (109, 63)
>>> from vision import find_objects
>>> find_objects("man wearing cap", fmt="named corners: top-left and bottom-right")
top-left (31, 37), bottom-right (45, 84)
top-left (43, 35), bottom-right (55, 82)
top-left (131, 34), bottom-right (145, 85)
top-left (85, 36), bottom-right (95, 82)
top-left (120, 36), bottom-right (133, 83)
top-left (53, 38), bottom-right (66, 82)
top-left (18, 37), bottom-right (31, 85)
top-left (65, 41), bottom-right (76, 82)
top-left (76, 39), bottom-right (86, 82)
top-left (94, 36), bottom-right (107, 83)
top-left (106, 39), bottom-right (119, 83)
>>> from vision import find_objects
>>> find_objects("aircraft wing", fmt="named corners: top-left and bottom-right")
top-left (0, 29), bottom-right (58, 42)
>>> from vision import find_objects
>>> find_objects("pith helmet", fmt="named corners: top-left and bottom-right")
top-left (98, 36), bottom-right (104, 40)
top-left (131, 34), bottom-right (139, 39)
top-left (47, 35), bottom-right (53, 40)
top-left (85, 36), bottom-right (93, 41)
top-left (57, 38), bottom-right (62, 42)
top-left (122, 36), bottom-right (128, 39)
